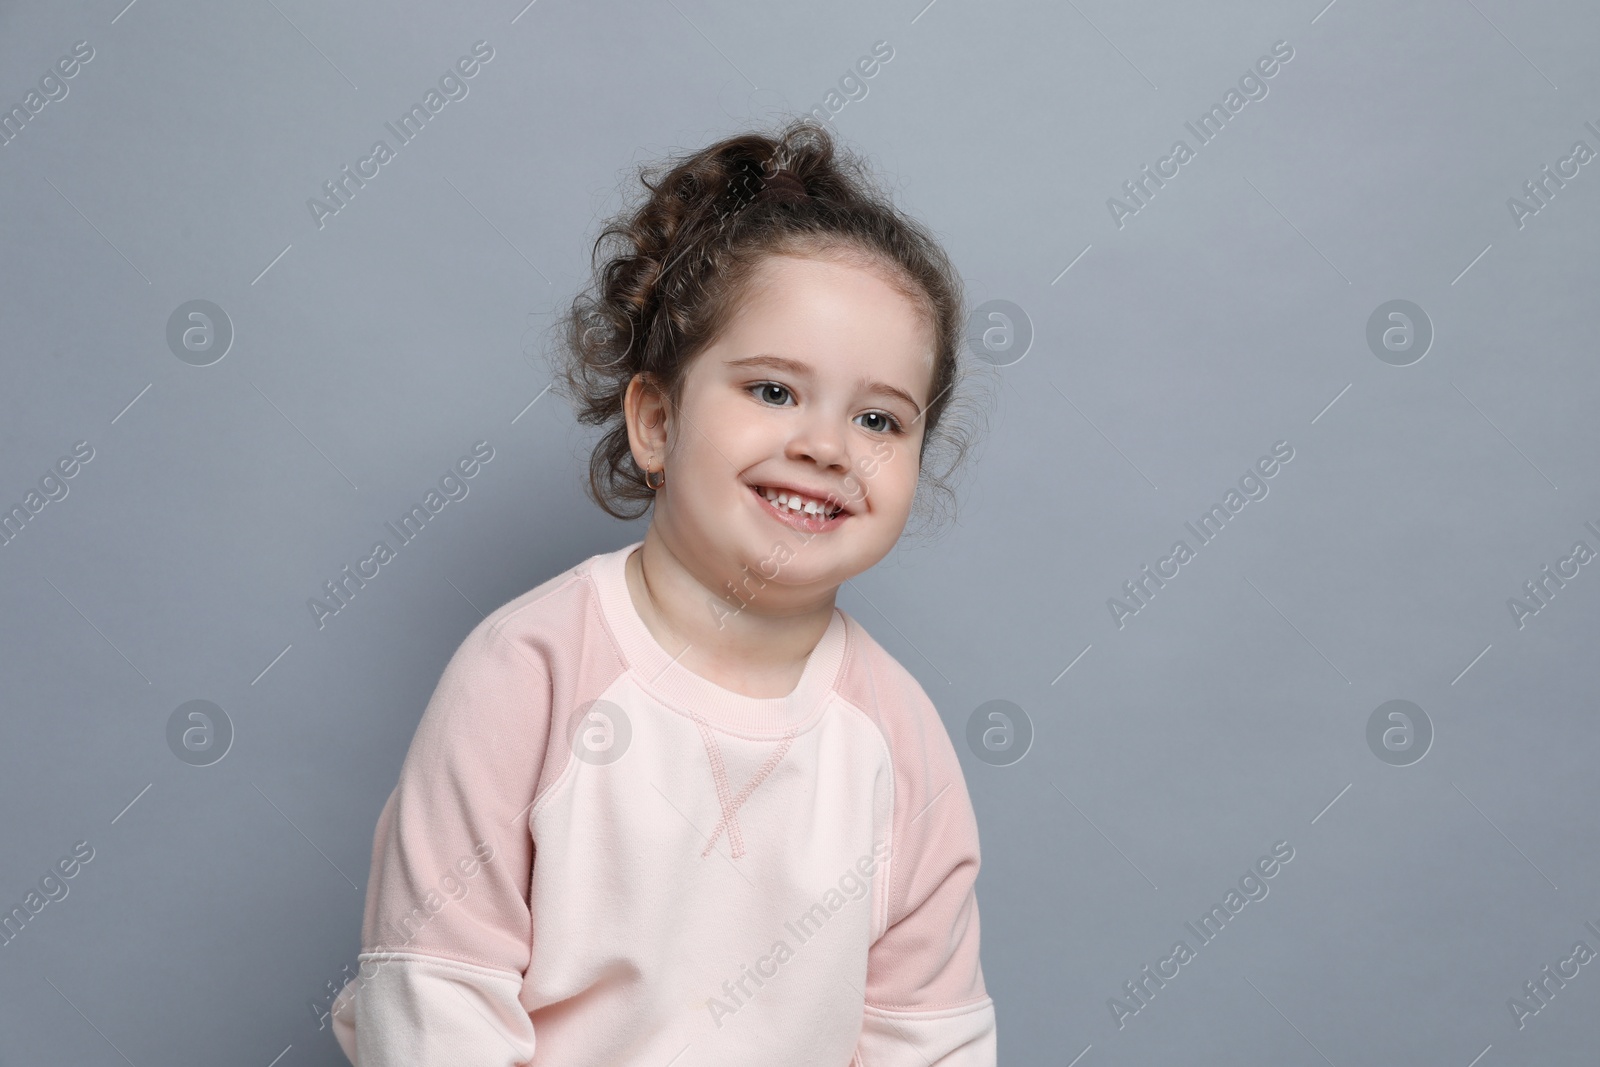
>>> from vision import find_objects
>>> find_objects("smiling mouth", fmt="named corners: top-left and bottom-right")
top-left (749, 484), bottom-right (850, 531)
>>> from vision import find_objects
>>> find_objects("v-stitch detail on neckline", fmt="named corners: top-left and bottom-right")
top-left (690, 710), bottom-right (798, 859)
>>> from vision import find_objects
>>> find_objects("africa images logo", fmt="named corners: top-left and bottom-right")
top-left (1106, 40), bottom-right (1295, 229)
top-left (306, 41), bottom-right (495, 230)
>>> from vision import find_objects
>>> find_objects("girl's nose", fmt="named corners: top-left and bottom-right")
top-left (786, 415), bottom-right (850, 470)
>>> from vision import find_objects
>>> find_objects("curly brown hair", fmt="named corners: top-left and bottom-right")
top-left (546, 117), bottom-right (987, 539)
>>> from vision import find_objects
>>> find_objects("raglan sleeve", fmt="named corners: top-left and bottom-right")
top-left (328, 614), bottom-right (554, 1066)
top-left (856, 690), bottom-right (997, 1066)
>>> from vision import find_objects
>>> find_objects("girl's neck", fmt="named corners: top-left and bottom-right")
top-left (624, 529), bottom-right (838, 700)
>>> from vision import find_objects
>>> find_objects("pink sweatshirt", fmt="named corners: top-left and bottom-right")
top-left (330, 540), bottom-right (995, 1065)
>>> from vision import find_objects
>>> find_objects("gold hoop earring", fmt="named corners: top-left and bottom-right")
top-left (644, 466), bottom-right (665, 491)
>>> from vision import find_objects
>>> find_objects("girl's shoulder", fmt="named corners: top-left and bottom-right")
top-left (832, 611), bottom-right (923, 702)
top-left (832, 609), bottom-right (982, 869)
top-left (402, 546), bottom-right (633, 798)
top-left (442, 545), bottom-right (620, 687)
top-left (830, 610), bottom-right (956, 750)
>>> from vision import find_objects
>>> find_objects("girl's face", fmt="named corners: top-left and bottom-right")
top-left (630, 252), bottom-right (935, 602)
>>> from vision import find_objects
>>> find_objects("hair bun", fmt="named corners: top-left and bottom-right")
top-left (761, 170), bottom-right (808, 204)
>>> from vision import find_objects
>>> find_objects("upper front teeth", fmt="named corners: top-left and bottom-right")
top-left (760, 486), bottom-right (838, 516)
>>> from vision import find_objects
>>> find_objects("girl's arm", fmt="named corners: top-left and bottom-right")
top-left (330, 614), bottom-right (555, 1065)
top-left (856, 690), bottom-right (997, 1066)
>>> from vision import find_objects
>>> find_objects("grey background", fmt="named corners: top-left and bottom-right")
top-left (2, 0), bottom-right (1597, 1063)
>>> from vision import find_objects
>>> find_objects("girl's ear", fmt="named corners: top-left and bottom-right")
top-left (623, 372), bottom-right (671, 471)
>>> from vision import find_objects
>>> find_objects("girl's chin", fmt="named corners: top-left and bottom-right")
top-left (725, 540), bottom-right (842, 582)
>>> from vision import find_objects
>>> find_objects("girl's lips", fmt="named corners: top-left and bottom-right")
top-left (749, 485), bottom-right (849, 533)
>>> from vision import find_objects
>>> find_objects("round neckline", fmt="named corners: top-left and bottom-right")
top-left (588, 541), bottom-right (847, 736)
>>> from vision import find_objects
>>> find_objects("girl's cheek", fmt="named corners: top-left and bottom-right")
top-left (857, 438), bottom-right (903, 481)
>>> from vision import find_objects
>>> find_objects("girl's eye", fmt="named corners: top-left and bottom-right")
top-left (750, 382), bottom-right (792, 406)
top-left (748, 382), bottom-right (904, 434)
top-left (856, 411), bottom-right (903, 434)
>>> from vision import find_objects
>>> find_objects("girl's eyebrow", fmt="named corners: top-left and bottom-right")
top-left (725, 353), bottom-right (924, 414)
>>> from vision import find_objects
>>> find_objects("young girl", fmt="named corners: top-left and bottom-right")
top-left (330, 119), bottom-right (995, 1065)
